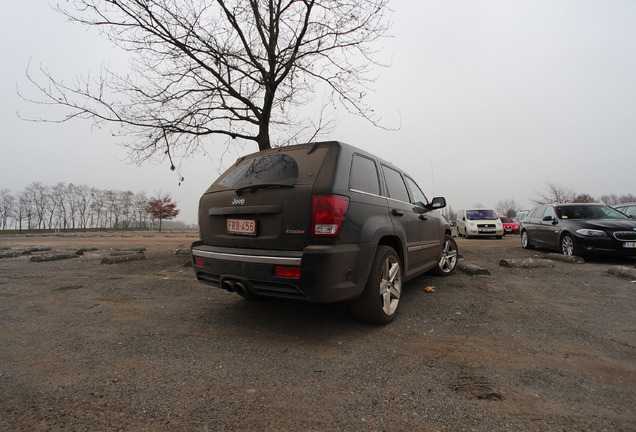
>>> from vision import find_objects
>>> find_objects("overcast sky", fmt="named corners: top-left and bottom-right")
top-left (2, 0), bottom-right (635, 224)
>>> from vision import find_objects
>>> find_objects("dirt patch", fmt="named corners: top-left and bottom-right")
top-left (1, 232), bottom-right (635, 431)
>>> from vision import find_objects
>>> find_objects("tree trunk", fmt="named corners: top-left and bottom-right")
top-left (256, 87), bottom-right (274, 151)
top-left (256, 124), bottom-right (271, 151)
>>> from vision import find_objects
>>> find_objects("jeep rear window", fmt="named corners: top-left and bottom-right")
top-left (219, 153), bottom-right (298, 188)
top-left (213, 146), bottom-right (328, 190)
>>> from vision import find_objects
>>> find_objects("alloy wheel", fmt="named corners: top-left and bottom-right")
top-left (438, 237), bottom-right (458, 274)
top-left (379, 254), bottom-right (401, 316)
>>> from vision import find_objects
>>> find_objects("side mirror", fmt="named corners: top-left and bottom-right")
top-left (427, 196), bottom-right (446, 210)
top-left (542, 215), bottom-right (553, 222)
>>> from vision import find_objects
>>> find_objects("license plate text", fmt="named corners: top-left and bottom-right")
top-left (227, 219), bottom-right (256, 235)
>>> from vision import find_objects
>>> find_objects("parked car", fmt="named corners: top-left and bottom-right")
top-left (499, 216), bottom-right (520, 234)
top-left (456, 208), bottom-right (504, 239)
top-left (520, 203), bottom-right (636, 256)
top-left (514, 210), bottom-right (529, 225)
top-left (191, 141), bottom-right (457, 324)
top-left (614, 202), bottom-right (636, 218)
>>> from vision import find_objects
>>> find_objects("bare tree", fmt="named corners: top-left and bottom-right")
top-left (533, 182), bottom-right (577, 205)
top-left (133, 192), bottom-right (150, 229)
top-left (1, 184), bottom-right (188, 231)
top-left (24, 182), bottom-right (49, 229)
top-left (103, 190), bottom-right (121, 228)
top-left (23, 0), bottom-right (391, 174)
top-left (572, 193), bottom-right (596, 203)
top-left (599, 193), bottom-right (636, 206)
top-left (50, 183), bottom-right (69, 229)
top-left (118, 191), bottom-right (135, 229)
top-left (0, 189), bottom-right (15, 230)
top-left (495, 198), bottom-right (521, 218)
top-left (18, 190), bottom-right (34, 231)
top-left (89, 188), bottom-right (106, 228)
top-left (445, 205), bottom-right (457, 222)
top-left (75, 185), bottom-right (92, 229)
top-left (600, 193), bottom-right (619, 206)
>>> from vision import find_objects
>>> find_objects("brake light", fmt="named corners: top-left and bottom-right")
top-left (312, 195), bottom-right (349, 237)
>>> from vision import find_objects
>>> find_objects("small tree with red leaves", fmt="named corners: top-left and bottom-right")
top-left (145, 195), bottom-right (180, 233)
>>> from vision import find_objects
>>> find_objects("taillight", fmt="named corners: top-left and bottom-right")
top-left (275, 266), bottom-right (301, 278)
top-left (312, 195), bottom-right (349, 237)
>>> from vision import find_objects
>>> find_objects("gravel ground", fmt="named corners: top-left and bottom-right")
top-left (0, 232), bottom-right (635, 431)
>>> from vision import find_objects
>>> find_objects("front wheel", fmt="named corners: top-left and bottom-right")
top-left (432, 234), bottom-right (458, 276)
top-left (561, 234), bottom-right (584, 257)
top-left (350, 245), bottom-right (402, 325)
top-left (521, 230), bottom-right (534, 249)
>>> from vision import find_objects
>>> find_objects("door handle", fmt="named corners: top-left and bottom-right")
top-left (419, 215), bottom-right (427, 220)
top-left (391, 209), bottom-right (403, 217)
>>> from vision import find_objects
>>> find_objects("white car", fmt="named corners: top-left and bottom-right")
top-left (456, 208), bottom-right (504, 239)
top-left (514, 210), bottom-right (529, 225)
top-left (614, 203), bottom-right (636, 217)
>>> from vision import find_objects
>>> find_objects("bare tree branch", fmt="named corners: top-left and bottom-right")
top-left (20, 0), bottom-right (392, 175)
top-left (533, 182), bottom-right (577, 204)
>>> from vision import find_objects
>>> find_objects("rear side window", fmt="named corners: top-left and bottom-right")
top-left (349, 154), bottom-right (380, 195)
top-left (382, 165), bottom-right (410, 203)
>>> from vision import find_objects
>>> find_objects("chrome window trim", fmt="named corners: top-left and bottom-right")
top-left (349, 188), bottom-right (384, 199)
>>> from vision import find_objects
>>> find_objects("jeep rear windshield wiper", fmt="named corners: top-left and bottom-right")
top-left (235, 182), bottom-right (294, 196)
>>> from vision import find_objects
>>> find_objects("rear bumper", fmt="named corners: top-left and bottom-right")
top-left (191, 241), bottom-right (368, 303)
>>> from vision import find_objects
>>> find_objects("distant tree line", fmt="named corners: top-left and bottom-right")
top-left (492, 187), bottom-right (635, 220)
top-left (0, 182), bottom-right (157, 231)
top-left (532, 182), bottom-right (635, 207)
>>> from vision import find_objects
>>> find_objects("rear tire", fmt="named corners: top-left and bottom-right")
top-left (350, 246), bottom-right (402, 325)
top-left (431, 234), bottom-right (458, 276)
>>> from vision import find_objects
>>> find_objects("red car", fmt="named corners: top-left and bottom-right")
top-left (499, 216), bottom-right (520, 235)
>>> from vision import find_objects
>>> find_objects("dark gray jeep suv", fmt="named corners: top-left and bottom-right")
top-left (191, 141), bottom-right (457, 324)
